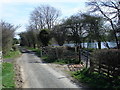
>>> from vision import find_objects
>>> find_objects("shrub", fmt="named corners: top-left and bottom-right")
top-left (90, 49), bottom-right (120, 79)
top-left (12, 45), bottom-right (18, 51)
top-left (91, 49), bottom-right (120, 66)
top-left (83, 48), bottom-right (95, 52)
top-left (66, 46), bottom-right (75, 52)
top-left (72, 68), bottom-right (120, 88)
top-left (60, 49), bottom-right (79, 64)
top-left (41, 46), bottom-right (79, 64)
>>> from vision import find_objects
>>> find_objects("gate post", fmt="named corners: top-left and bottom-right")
top-left (78, 47), bottom-right (81, 64)
top-left (86, 50), bottom-right (89, 68)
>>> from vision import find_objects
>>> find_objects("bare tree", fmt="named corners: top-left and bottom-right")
top-left (1, 21), bottom-right (18, 55)
top-left (19, 28), bottom-right (38, 48)
top-left (52, 24), bottom-right (68, 46)
top-left (64, 14), bottom-right (85, 46)
top-left (26, 25), bottom-right (38, 48)
top-left (82, 14), bottom-right (105, 49)
top-left (30, 5), bottom-right (61, 30)
top-left (86, 0), bottom-right (120, 49)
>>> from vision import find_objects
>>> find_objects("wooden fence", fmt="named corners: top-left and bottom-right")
top-left (89, 50), bottom-right (120, 80)
top-left (41, 47), bottom-right (57, 57)
top-left (90, 61), bottom-right (120, 79)
top-left (80, 49), bottom-right (91, 68)
top-left (41, 46), bottom-right (65, 59)
top-left (41, 47), bottom-right (120, 78)
top-left (79, 49), bottom-right (120, 80)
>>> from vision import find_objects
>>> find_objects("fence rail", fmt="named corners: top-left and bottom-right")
top-left (41, 47), bottom-right (120, 80)
top-left (80, 49), bottom-right (91, 68)
top-left (90, 62), bottom-right (120, 79)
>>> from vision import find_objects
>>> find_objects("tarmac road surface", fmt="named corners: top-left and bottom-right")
top-left (16, 51), bottom-right (81, 88)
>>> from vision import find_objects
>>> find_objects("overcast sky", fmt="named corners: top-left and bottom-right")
top-left (0, 0), bottom-right (88, 38)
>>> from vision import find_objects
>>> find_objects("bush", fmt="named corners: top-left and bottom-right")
top-left (66, 46), bottom-right (75, 52)
top-left (35, 49), bottom-right (41, 56)
top-left (41, 46), bottom-right (79, 64)
top-left (3, 50), bottom-right (21, 59)
top-left (12, 45), bottom-right (18, 51)
top-left (72, 68), bottom-right (120, 88)
top-left (90, 49), bottom-right (120, 80)
top-left (43, 56), bottom-right (56, 63)
top-left (61, 50), bottom-right (79, 64)
top-left (56, 58), bottom-right (79, 64)
top-left (91, 49), bottom-right (120, 67)
top-left (83, 48), bottom-right (95, 52)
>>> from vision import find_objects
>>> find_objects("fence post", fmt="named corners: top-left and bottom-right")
top-left (56, 47), bottom-right (58, 59)
top-left (86, 50), bottom-right (89, 68)
top-left (75, 46), bottom-right (77, 53)
top-left (98, 60), bottom-right (101, 74)
top-left (78, 48), bottom-right (81, 63)
top-left (41, 47), bottom-right (42, 57)
top-left (107, 64), bottom-right (110, 77)
top-left (89, 57), bottom-right (92, 73)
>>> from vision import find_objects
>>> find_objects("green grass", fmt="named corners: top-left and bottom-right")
top-left (3, 50), bottom-right (21, 59)
top-left (0, 63), bottom-right (2, 89)
top-left (41, 56), bottom-right (80, 64)
top-left (34, 49), bottom-right (41, 56)
top-left (25, 47), bottom-right (39, 51)
top-left (41, 56), bottom-right (48, 60)
top-left (41, 56), bottom-right (66, 63)
top-left (41, 56), bottom-right (56, 63)
top-left (53, 61), bottom-right (66, 65)
top-left (54, 59), bottom-right (78, 64)
top-left (2, 62), bottom-right (15, 88)
top-left (41, 56), bottom-right (74, 64)
top-left (71, 68), bottom-right (120, 89)
top-left (24, 47), bottom-right (41, 56)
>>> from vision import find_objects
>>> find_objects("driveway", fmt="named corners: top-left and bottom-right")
top-left (16, 51), bottom-right (81, 88)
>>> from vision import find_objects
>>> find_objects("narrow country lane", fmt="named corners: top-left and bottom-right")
top-left (16, 51), bottom-right (81, 88)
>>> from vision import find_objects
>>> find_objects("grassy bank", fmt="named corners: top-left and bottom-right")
top-left (2, 50), bottom-right (21, 88)
top-left (25, 47), bottom-right (39, 51)
top-left (2, 63), bottom-right (15, 88)
top-left (3, 50), bottom-right (21, 59)
top-left (0, 63), bottom-right (2, 89)
top-left (71, 68), bottom-right (120, 89)
top-left (41, 56), bottom-right (80, 64)
top-left (25, 47), bottom-right (41, 56)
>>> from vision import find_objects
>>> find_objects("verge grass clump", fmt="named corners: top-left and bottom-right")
top-left (3, 50), bottom-right (21, 59)
top-left (71, 68), bottom-right (120, 89)
top-left (2, 63), bottom-right (15, 88)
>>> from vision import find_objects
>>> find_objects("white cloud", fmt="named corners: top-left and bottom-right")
top-left (0, 0), bottom-right (88, 37)
top-left (1, 0), bottom-right (87, 3)
top-left (64, 6), bottom-right (86, 16)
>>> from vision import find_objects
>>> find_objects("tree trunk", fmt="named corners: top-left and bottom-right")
top-left (110, 20), bottom-right (120, 49)
top-left (98, 41), bottom-right (101, 49)
top-left (28, 42), bottom-right (31, 47)
top-left (33, 44), bottom-right (36, 49)
top-left (105, 42), bottom-right (110, 49)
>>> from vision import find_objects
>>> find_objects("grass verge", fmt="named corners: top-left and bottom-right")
top-left (2, 50), bottom-right (21, 88)
top-left (25, 47), bottom-right (38, 51)
top-left (34, 49), bottom-right (41, 56)
top-left (41, 56), bottom-right (81, 64)
top-left (71, 68), bottom-right (120, 89)
top-left (0, 63), bottom-right (2, 89)
top-left (24, 47), bottom-right (41, 56)
top-left (3, 50), bottom-right (21, 59)
top-left (2, 62), bottom-right (15, 88)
